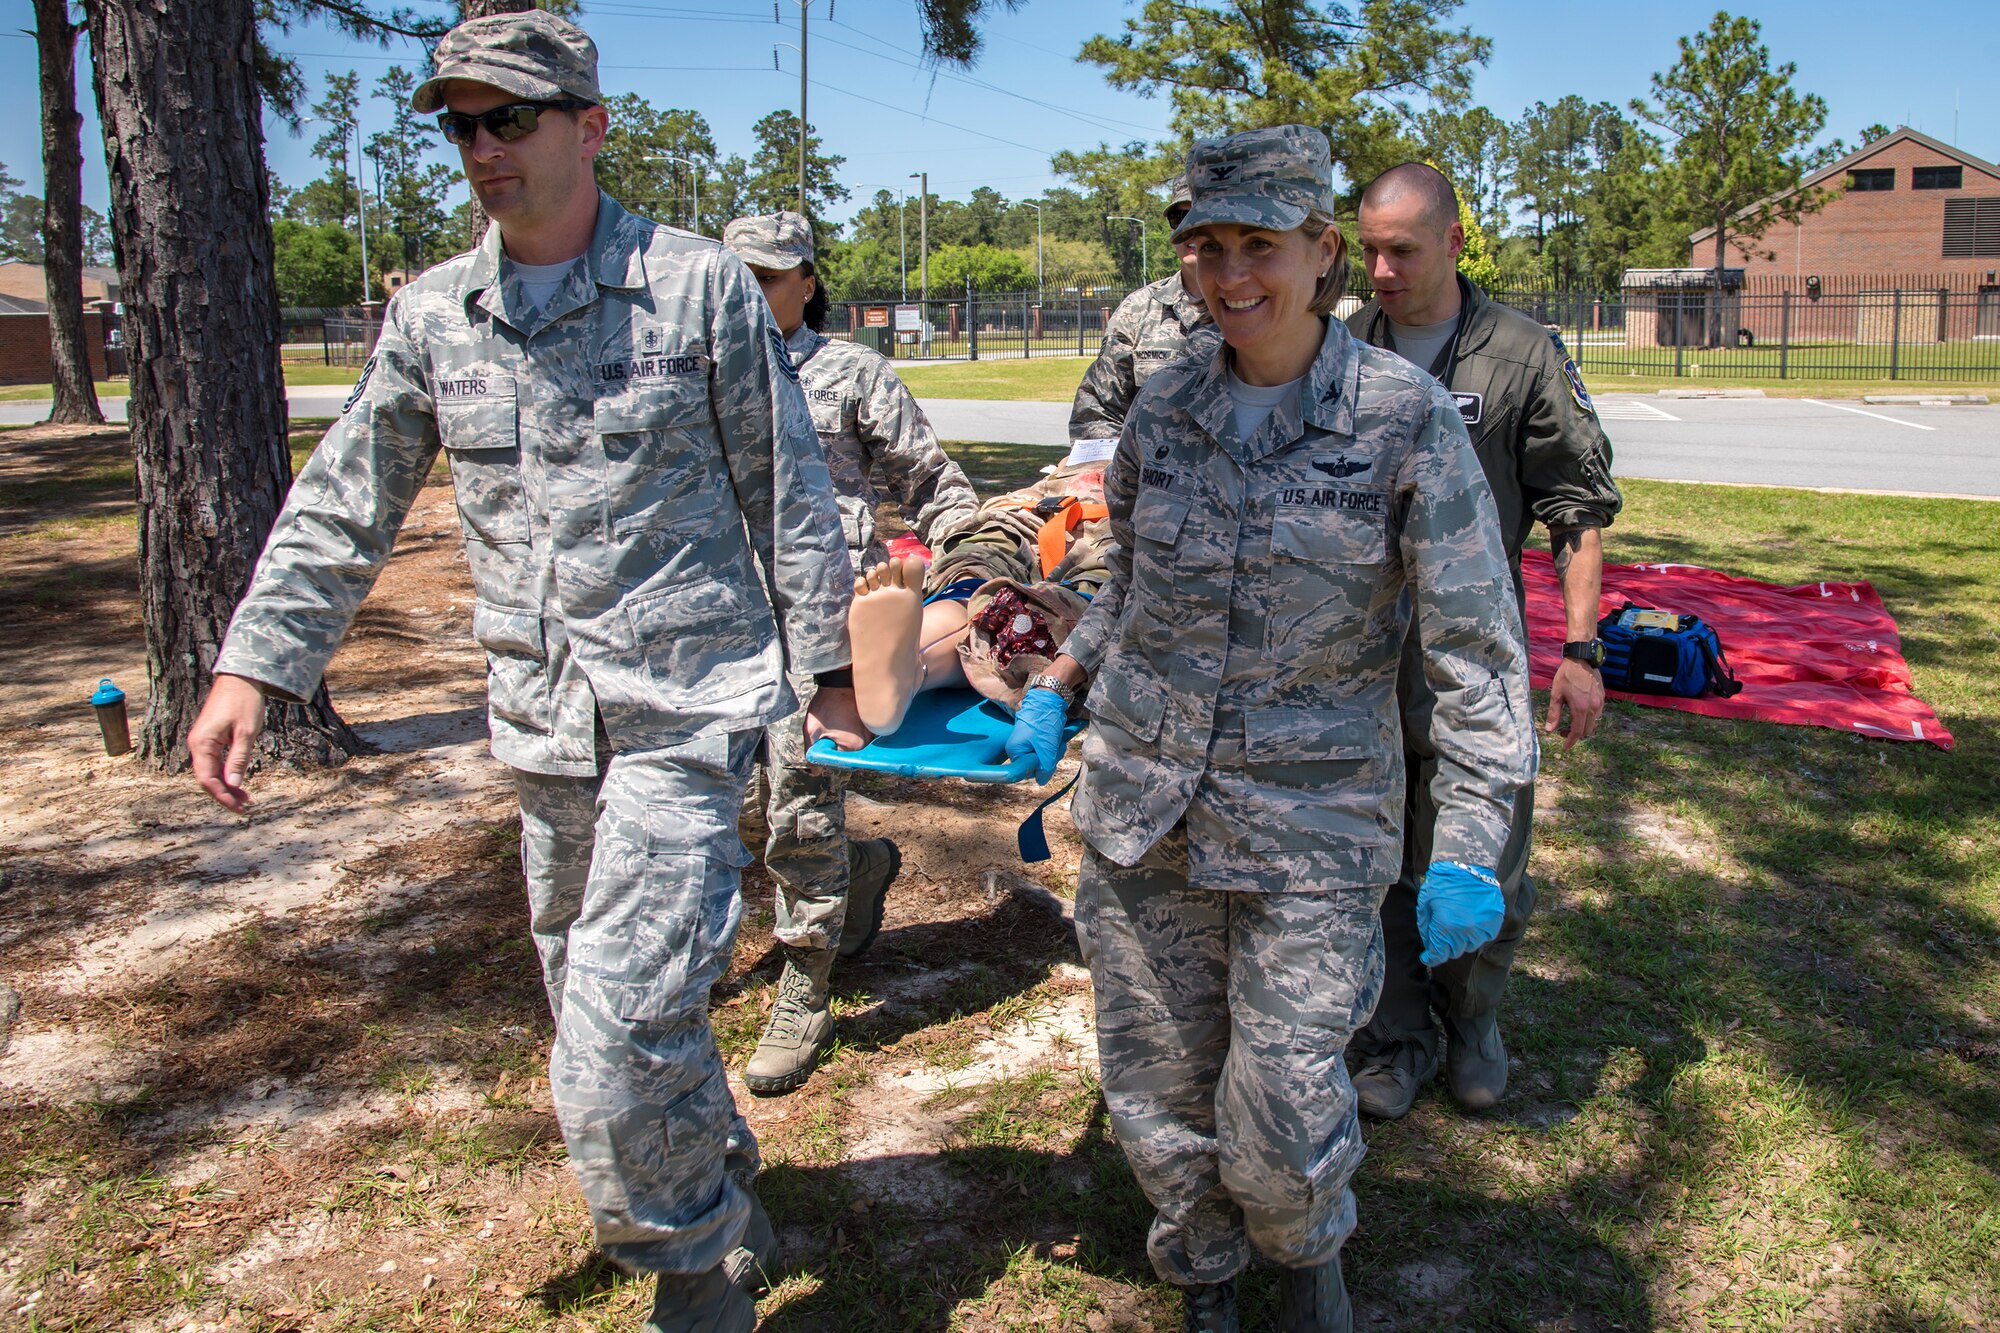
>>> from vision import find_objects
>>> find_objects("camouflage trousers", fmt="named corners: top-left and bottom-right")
top-left (512, 730), bottom-right (762, 1276)
top-left (739, 675), bottom-right (851, 952)
top-left (1075, 827), bottom-right (1387, 1286)
top-left (1353, 642), bottom-right (1537, 1066)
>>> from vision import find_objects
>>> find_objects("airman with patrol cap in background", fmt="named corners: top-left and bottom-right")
top-left (1066, 176), bottom-right (1213, 454)
top-left (185, 13), bottom-right (862, 1331)
top-left (1005, 125), bottom-right (1535, 1332)
top-left (723, 210), bottom-right (980, 1098)
top-left (1346, 162), bottom-right (1623, 1121)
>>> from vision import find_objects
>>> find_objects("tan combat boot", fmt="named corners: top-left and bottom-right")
top-left (744, 946), bottom-right (835, 1096)
top-left (838, 837), bottom-right (901, 959)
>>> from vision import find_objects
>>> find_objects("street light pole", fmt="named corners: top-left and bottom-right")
top-left (1108, 215), bottom-right (1146, 286)
top-left (910, 170), bottom-right (928, 302)
top-left (646, 153), bottom-right (701, 235)
top-left (1022, 199), bottom-right (1044, 301)
top-left (898, 187), bottom-right (907, 302)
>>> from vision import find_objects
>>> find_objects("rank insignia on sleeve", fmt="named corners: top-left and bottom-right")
top-left (343, 356), bottom-right (376, 415)
top-left (768, 326), bottom-right (800, 383)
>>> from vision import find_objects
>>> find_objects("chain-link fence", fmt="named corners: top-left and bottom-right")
top-left (320, 315), bottom-right (384, 368)
top-left (829, 270), bottom-right (2000, 382)
top-left (828, 285), bottom-right (1144, 361)
top-left (1528, 277), bottom-right (2000, 382)
top-left (316, 272), bottom-right (2000, 382)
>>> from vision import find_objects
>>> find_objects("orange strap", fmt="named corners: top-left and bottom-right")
top-left (987, 494), bottom-right (1110, 577)
top-left (1035, 499), bottom-right (1109, 577)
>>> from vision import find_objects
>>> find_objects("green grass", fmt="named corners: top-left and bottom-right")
top-left (0, 380), bottom-right (128, 403)
top-left (1568, 337), bottom-right (2000, 383)
top-left (894, 356), bottom-right (1092, 402)
top-left (0, 364), bottom-right (359, 403)
top-left (894, 349), bottom-right (2000, 401)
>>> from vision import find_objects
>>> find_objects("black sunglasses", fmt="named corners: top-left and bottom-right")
top-left (436, 99), bottom-right (593, 146)
top-left (1166, 206), bottom-right (1191, 228)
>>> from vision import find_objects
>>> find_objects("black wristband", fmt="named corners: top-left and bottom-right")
top-left (813, 667), bottom-right (854, 689)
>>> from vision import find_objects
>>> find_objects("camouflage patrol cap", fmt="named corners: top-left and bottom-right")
top-left (723, 211), bottom-right (815, 270)
top-left (411, 11), bottom-right (601, 115)
top-left (1164, 176), bottom-right (1192, 221)
top-left (1172, 125), bottom-right (1334, 242)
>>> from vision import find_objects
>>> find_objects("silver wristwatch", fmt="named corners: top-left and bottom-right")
top-left (1026, 672), bottom-right (1079, 709)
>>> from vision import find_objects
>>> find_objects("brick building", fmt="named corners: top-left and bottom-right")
top-left (1668, 128), bottom-right (2000, 345)
top-left (1688, 129), bottom-right (1999, 284)
top-left (0, 262), bottom-right (120, 306)
top-left (0, 310), bottom-right (114, 386)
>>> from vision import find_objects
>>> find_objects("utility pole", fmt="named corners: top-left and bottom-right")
top-left (774, 0), bottom-right (828, 215)
top-left (354, 116), bottom-right (372, 305)
top-left (797, 0), bottom-right (807, 211)
top-left (910, 170), bottom-right (928, 301)
top-left (1108, 215), bottom-right (1146, 285)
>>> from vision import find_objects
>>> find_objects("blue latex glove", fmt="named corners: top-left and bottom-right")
top-left (1416, 861), bottom-right (1504, 967)
top-left (1004, 687), bottom-right (1070, 784)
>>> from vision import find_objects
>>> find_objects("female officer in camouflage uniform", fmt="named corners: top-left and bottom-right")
top-left (723, 212), bottom-right (980, 1095)
top-left (1005, 127), bottom-right (1536, 1331)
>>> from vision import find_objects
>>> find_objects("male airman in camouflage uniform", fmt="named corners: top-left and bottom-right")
top-left (1346, 163), bottom-right (1623, 1119)
top-left (1066, 176), bottom-right (1212, 450)
top-left (723, 212), bottom-right (980, 1095)
top-left (187, 15), bottom-right (856, 1332)
top-left (1039, 127), bottom-right (1535, 1330)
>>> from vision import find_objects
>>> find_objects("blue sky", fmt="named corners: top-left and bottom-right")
top-left (0, 0), bottom-right (1992, 233)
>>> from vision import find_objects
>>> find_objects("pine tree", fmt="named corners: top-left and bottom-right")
top-left (1632, 11), bottom-right (1829, 344)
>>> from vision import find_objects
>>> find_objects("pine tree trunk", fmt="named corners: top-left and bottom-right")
top-left (33, 0), bottom-right (104, 427)
top-left (82, 0), bottom-right (364, 773)
top-left (1711, 222), bottom-right (1728, 350)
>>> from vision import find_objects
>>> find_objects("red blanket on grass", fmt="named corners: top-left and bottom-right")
top-left (1521, 548), bottom-right (1952, 750)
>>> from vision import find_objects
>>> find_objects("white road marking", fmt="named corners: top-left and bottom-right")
top-left (1594, 398), bottom-right (1680, 422)
top-left (1800, 398), bottom-right (1934, 431)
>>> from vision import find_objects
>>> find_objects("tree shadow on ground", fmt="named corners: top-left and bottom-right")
top-left (1491, 684), bottom-right (2000, 1324)
top-left (757, 1116), bottom-right (1654, 1331)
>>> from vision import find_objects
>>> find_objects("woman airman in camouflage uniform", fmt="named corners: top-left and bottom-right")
top-left (724, 213), bottom-right (980, 1095)
top-left (1004, 126), bottom-right (1536, 1331)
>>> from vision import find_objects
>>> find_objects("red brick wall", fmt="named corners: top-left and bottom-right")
top-left (1693, 139), bottom-right (2000, 283)
top-left (0, 312), bottom-right (111, 386)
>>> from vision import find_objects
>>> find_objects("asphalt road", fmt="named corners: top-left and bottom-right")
top-left (921, 393), bottom-right (2000, 498)
top-left (8, 388), bottom-right (1995, 497)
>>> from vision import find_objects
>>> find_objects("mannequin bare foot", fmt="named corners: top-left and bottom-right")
top-left (850, 554), bottom-right (928, 734)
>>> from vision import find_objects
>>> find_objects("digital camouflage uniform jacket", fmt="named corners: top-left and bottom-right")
top-left (216, 193), bottom-right (853, 777)
top-left (1064, 318), bottom-right (1536, 892)
top-left (1347, 276), bottom-right (1622, 595)
top-left (787, 324), bottom-right (979, 565)
top-left (1067, 271), bottom-right (1212, 442)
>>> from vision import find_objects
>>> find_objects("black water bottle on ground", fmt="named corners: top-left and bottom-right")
top-left (91, 678), bottom-right (131, 757)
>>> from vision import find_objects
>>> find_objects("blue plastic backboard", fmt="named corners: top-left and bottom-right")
top-left (806, 687), bottom-right (1086, 784)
